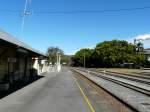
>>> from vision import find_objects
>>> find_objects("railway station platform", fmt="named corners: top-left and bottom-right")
top-left (0, 68), bottom-right (92, 112)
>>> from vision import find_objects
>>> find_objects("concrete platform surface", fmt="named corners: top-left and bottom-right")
top-left (0, 68), bottom-right (91, 112)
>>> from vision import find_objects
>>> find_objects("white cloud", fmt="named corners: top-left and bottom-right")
top-left (126, 34), bottom-right (150, 48)
top-left (135, 34), bottom-right (150, 40)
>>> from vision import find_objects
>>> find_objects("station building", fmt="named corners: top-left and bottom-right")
top-left (144, 48), bottom-right (150, 57)
top-left (144, 48), bottom-right (150, 64)
top-left (0, 29), bottom-right (47, 90)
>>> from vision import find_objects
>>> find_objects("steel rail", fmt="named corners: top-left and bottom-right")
top-left (75, 68), bottom-right (150, 96)
top-left (89, 69), bottom-right (150, 85)
top-left (90, 68), bottom-right (150, 80)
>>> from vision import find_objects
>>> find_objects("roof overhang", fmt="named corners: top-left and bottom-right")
top-left (0, 29), bottom-right (47, 58)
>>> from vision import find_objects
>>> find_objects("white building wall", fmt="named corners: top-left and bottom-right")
top-left (33, 59), bottom-right (48, 74)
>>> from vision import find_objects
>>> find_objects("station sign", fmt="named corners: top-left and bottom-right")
top-left (8, 58), bottom-right (17, 63)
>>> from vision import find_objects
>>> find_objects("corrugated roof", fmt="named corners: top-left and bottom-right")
top-left (0, 29), bottom-right (46, 56)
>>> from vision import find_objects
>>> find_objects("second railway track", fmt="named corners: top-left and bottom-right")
top-left (75, 68), bottom-right (150, 96)
top-left (72, 68), bottom-right (150, 112)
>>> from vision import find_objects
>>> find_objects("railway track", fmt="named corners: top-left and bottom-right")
top-left (88, 68), bottom-right (150, 80)
top-left (89, 69), bottom-right (150, 84)
top-left (72, 68), bottom-right (150, 112)
top-left (75, 68), bottom-right (150, 96)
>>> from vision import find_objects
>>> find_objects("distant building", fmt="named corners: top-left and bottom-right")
top-left (144, 48), bottom-right (150, 56)
top-left (143, 49), bottom-right (150, 62)
top-left (0, 29), bottom-right (47, 90)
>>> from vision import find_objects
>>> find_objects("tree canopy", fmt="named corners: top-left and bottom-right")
top-left (46, 47), bottom-right (64, 65)
top-left (72, 40), bottom-right (147, 68)
top-left (46, 47), bottom-right (71, 65)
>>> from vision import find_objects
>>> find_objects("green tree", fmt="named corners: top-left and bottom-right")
top-left (72, 48), bottom-right (93, 67)
top-left (61, 55), bottom-right (72, 66)
top-left (72, 40), bottom-right (147, 68)
top-left (46, 47), bottom-right (64, 65)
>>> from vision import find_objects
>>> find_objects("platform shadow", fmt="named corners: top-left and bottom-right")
top-left (0, 75), bottom-right (44, 99)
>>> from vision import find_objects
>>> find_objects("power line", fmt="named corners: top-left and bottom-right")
top-left (34, 6), bottom-right (150, 14)
top-left (0, 6), bottom-right (150, 14)
top-left (0, 9), bottom-right (21, 13)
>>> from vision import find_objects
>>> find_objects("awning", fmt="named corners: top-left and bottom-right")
top-left (0, 29), bottom-right (46, 57)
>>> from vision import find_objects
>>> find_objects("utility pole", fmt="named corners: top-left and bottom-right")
top-left (84, 49), bottom-right (86, 68)
top-left (21, 0), bottom-right (32, 32)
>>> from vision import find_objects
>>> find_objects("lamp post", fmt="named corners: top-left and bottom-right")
top-left (57, 52), bottom-right (59, 66)
top-left (56, 52), bottom-right (61, 72)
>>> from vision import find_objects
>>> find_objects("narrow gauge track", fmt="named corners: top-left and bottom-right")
top-left (75, 68), bottom-right (150, 96)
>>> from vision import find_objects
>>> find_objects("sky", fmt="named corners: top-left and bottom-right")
top-left (0, 0), bottom-right (150, 55)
